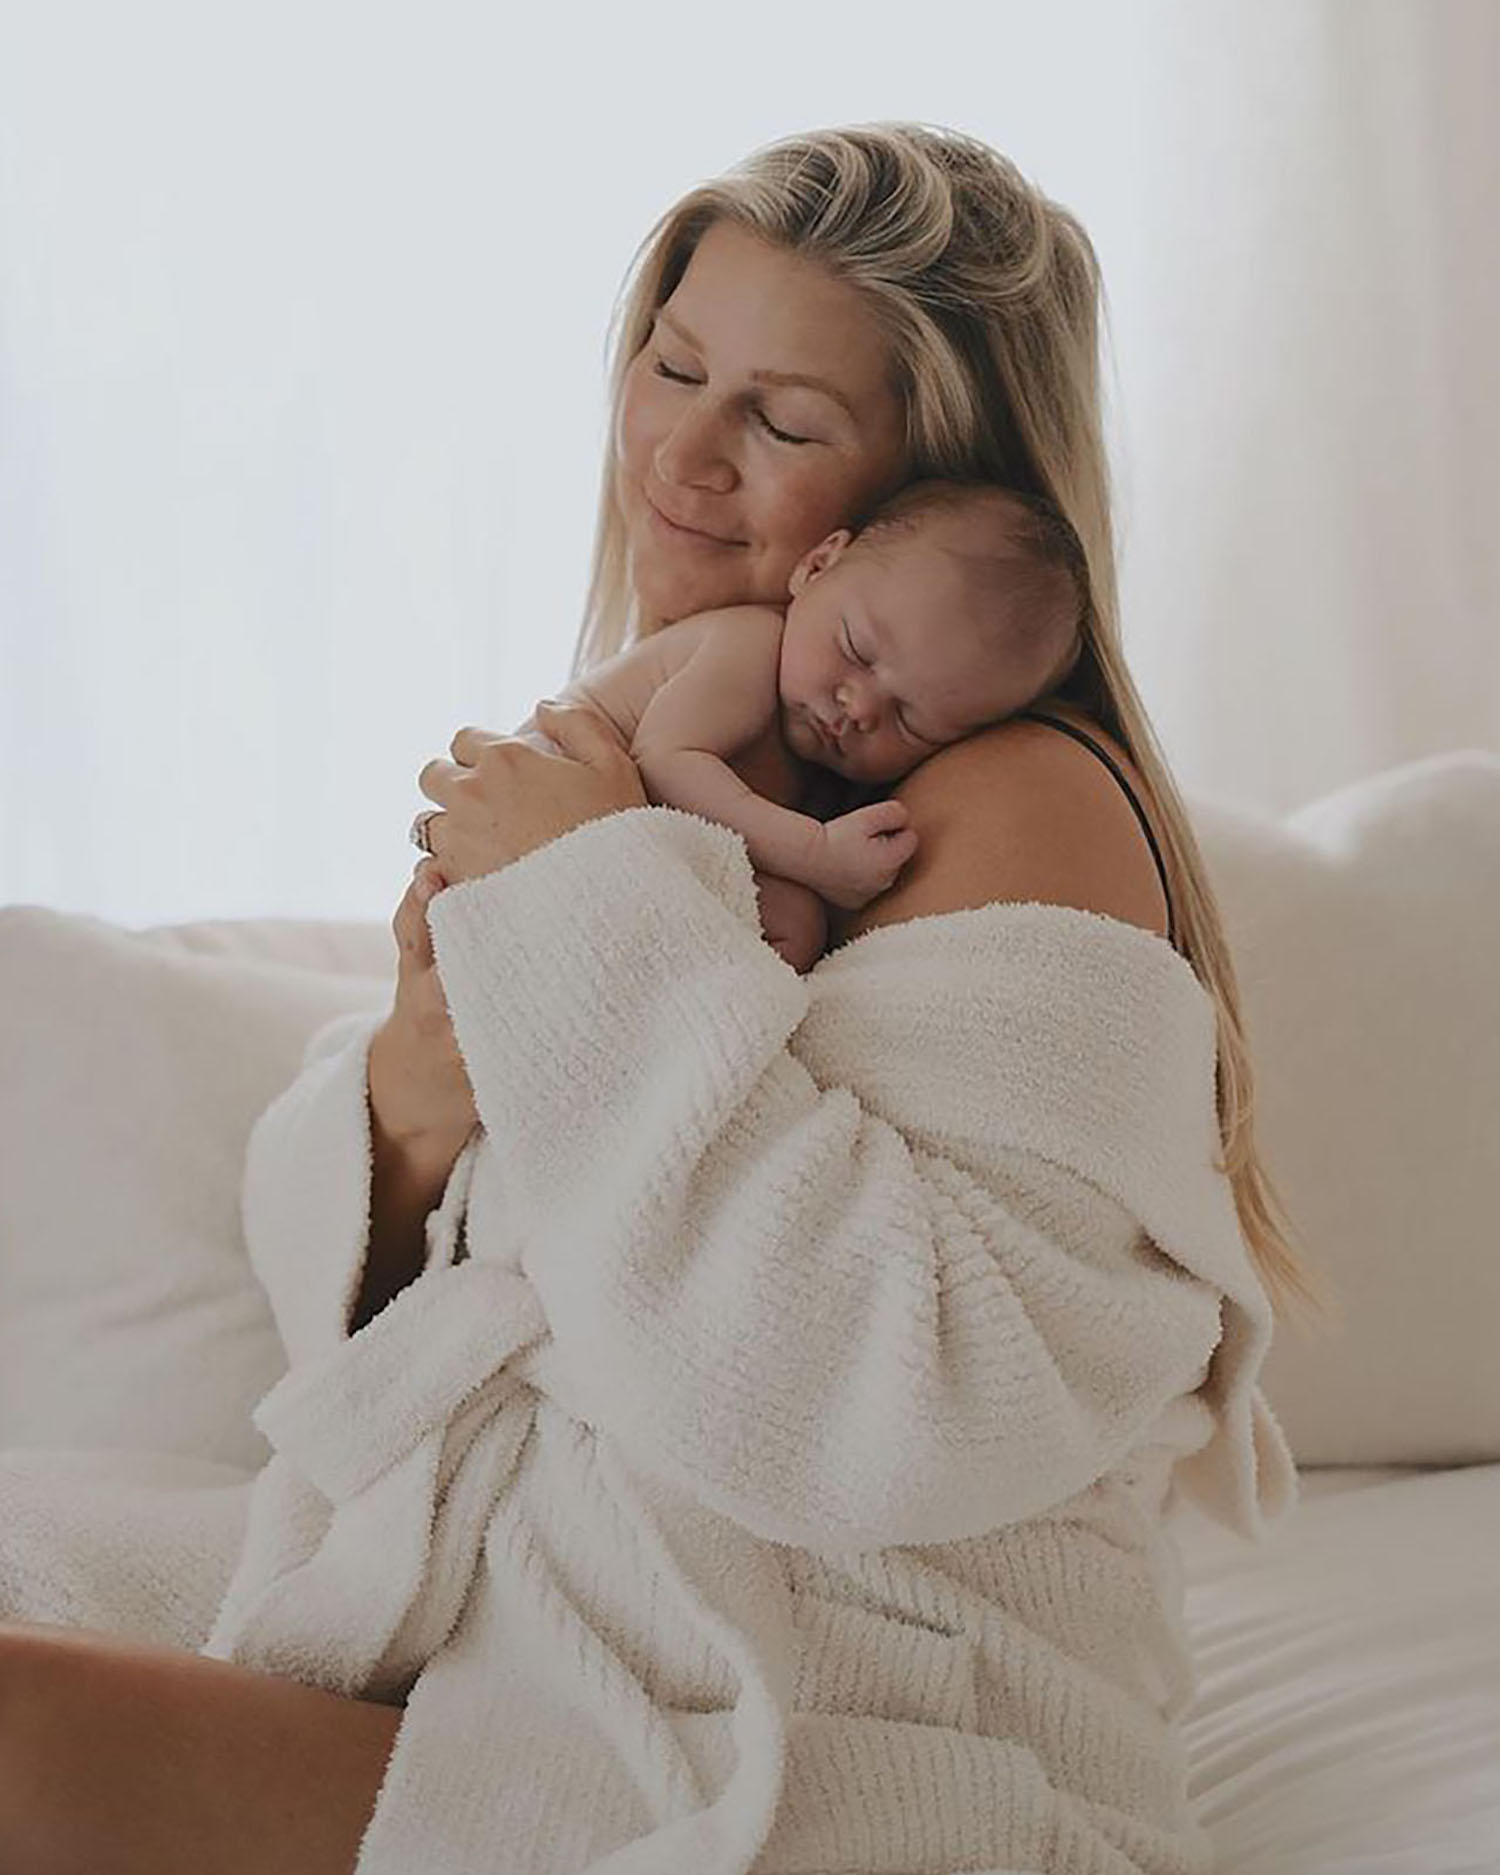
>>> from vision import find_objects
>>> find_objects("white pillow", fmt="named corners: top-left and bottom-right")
top-left (0, 905), bottom-right (391, 1471)
top-left (143, 914), bottom-right (395, 978)
top-left (1192, 750), bottom-right (1500, 1466)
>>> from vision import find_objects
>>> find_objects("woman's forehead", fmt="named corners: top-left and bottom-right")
top-left (663, 220), bottom-right (898, 414)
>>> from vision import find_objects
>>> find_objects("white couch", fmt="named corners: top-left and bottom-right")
top-left (2, 749), bottom-right (1497, 1872)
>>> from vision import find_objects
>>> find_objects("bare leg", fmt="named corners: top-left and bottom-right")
top-left (0, 1621), bottom-right (401, 1875)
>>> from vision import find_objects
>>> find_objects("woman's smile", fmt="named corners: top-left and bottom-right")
top-left (643, 490), bottom-right (745, 549)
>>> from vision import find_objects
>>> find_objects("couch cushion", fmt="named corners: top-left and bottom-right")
top-left (0, 905), bottom-right (391, 1470)
top-left (144, 914), bottom-right (395, 979)
top-left (1193, 750), bottom-right (1500, 1465)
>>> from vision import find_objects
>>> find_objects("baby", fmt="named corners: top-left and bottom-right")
top-left (514, 479), bottom-right (1087, 972)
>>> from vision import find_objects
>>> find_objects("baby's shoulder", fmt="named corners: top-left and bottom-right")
top-left (638, 603), bottom-right (784, 674)
top-left (690, 602), bottom-right (786, 648)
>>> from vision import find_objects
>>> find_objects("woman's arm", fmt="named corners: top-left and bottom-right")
top-left (281, 701), bottom-right (643, 1357)
top-left (355, 1032), bottom-right (475, 1331)
top-left (239, 1008), bottom-right (477, 1369)
top-left (346, 863), bottom-right (485, 1333)
top-left (420, 740), bottom-right (1277, 1553)
top-left (239, 854), bottom-right (483, 1366)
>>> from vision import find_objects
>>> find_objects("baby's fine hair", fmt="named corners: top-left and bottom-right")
top-left (852, 478), bottom-right (1089, 694)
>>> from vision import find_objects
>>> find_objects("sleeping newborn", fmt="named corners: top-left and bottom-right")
top-left (516, 478), bottom-right (1087, 971)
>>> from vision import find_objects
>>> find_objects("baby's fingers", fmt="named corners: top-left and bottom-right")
top-left (851, 798), bottom-right (912, 835)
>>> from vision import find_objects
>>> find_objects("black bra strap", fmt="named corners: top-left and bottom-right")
top-left (1013, 710), bottom-right (1178, 952)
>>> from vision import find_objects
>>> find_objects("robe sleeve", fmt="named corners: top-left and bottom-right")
top-left (239, 1007), bottom-right (481, 1369)
top-left (426, 805), bottom-right (1292, 1552)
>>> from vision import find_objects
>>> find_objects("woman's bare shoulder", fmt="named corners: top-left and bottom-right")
top-left (833, 705), bottom-right (1172, 948)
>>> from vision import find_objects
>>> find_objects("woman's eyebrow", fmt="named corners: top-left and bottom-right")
top-left (654, 307), bottom-right (857, 421)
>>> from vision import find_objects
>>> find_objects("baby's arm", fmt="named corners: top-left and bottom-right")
top-left (631, 610), bottom-right (829, 887)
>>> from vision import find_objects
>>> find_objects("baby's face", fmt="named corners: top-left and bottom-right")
top-left (777, 523), bottom-right (1030, 784)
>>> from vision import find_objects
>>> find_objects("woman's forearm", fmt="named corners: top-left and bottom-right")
top-left (352, 1041), bottom-right (472, 1334)
top-left (350, 1115), bottom-right (464, 1333)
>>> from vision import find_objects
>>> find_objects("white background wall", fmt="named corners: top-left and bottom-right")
top-left (2, 0), bottom-right (1495, 926)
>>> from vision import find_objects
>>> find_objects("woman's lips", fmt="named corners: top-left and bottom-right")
top-left (644, 495), bottom-right (743, 549)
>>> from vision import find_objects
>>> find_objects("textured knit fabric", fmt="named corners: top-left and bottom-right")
top-left (209, 804), bottom-right (1297, 1875)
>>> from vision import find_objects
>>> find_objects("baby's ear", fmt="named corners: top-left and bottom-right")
top-left (788, 528), bottom-right (853, 596)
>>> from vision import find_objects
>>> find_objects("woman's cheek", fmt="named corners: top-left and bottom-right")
top-left (760, 471), bottom-right (855, 588)
top-left (615, 363), bottom-right (656, 481)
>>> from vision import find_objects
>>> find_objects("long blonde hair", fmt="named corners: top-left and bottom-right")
top-left (572, 122), bottom-right (1340, 1339)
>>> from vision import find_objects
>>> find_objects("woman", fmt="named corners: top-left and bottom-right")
top-left (0, 123), bottom-right (1332, 1873)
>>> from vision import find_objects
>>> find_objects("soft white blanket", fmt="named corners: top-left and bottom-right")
top-left (9, 805), bottom-right (1298, 1874)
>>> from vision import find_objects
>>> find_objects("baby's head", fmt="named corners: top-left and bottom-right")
top-left (778, 479), bottom-right (1087, 784)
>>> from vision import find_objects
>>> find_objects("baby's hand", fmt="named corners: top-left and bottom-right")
top-left (817, 800), bottom-right (919, 909)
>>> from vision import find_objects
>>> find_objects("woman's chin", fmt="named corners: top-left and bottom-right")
top-left (631, 562), bottom-right (715, 627)
top-left (627, 534), bottom-right (763, 625)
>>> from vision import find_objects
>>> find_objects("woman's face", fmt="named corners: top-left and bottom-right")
top-left (616, 219), bottom-right (911, 627)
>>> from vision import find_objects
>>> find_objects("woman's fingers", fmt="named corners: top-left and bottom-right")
top-left (449, 724), bottom-right (509, 765)
top-left (394, 862), bottom-right (444, 971)
top-left (410, 700), bottom-right (644, 886)
top-left (416, 758), bottom-right (455, 803)
top-left (380, 864), bottom-right (478, 1142)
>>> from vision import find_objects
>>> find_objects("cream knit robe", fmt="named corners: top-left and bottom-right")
top-left (205, 805), bottom-right (1298, 1875)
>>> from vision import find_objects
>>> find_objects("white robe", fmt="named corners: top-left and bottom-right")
top-left (26, 803), bottom-right (1301, 1873)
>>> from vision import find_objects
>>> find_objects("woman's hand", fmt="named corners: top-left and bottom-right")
top-left (370, 701), bottom-right (645, 1154)
top-left (369, 858), bottom-right (480, 1149)
top-left (414, 700), bottom-right (647, 886)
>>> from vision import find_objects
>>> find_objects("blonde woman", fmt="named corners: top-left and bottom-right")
top-left (0, 123), bottom-right (1335, 1874)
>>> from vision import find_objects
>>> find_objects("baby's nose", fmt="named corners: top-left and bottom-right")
top-left (837, 679), bottom-right (880, 732)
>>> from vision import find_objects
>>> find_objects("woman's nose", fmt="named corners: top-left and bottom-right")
top-left (653, 399), bottom-right (737, 493)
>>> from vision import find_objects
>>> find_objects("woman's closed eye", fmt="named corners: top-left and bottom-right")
top-left (652, 358), bottom-right (813, 447)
